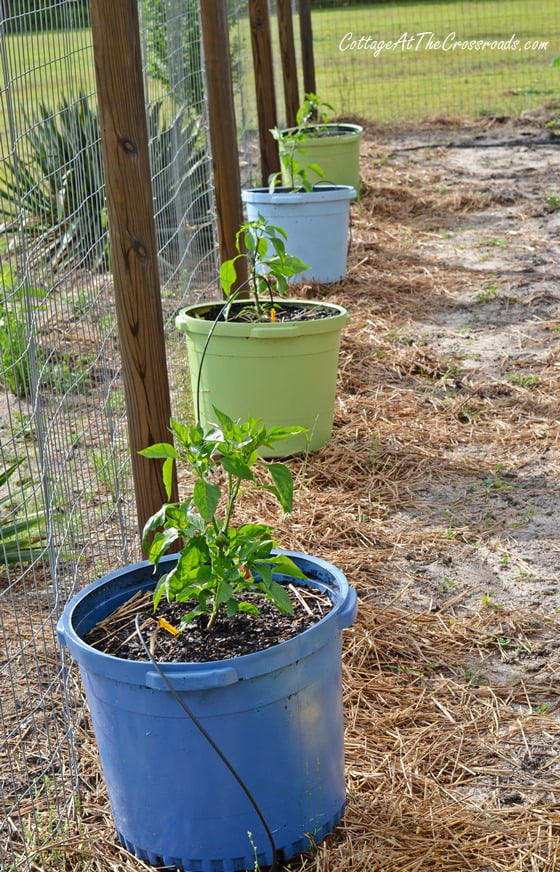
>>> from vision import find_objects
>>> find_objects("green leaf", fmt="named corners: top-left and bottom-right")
top-left (210, 407), bottom-right (236, 436)
top-left (1, 542), bottom-right (45, 565)
top-left (193, 479), bottom-right (220, 522)
top-left (138, 442), bottom-right (178, 460)
top-left (226, 598), bottom-right (240, 617)
top-left (269, 234), bottom-right (286, 258)
top-left (269, 553), bottom-right (309, 581)
top-left (178, 610), bottom-right (201, 629)
top-left (243, 227), bottom-right (256, 252)
top-left (219, 258), bottom-right (239, 297)
top-left (141, 504), bottom-right (169, 543)
top-left (265, 424), bottom-right (308, 443)
top-left (256, 561), bottom-right (272, 586)
top-left (307, 162), bottom-right (325, 179)
top-left (266, 463), bottom-right (294, 513)
top-left (237, 522), bottom-right (273, 541)
top-left (162, 457), bottom-right (175, 500)
top-left (153, 571), bottom-right (170, 610)
top-left (220, 454), bottom-right (254, 481)
top-left (0, 459), bottom-right (23, 487)
top-left (173, 538), bottom-right (209, 582)
top-left (169, 418), bottom-right (193, 446)
top-left (237, 601), bottom-right (260, 616)
top-left (146, 528), bottom-right (180, 564)
top-left (175, 583), bottom-right (209, 603)
top-left (282, 253), bottom-right (310, 276)
top-left (267, 580), bottom-right (295, 616)
top-left (216, 581), bottom-right (234, 606)
top-left (256, 235), bottom-right (268, 260)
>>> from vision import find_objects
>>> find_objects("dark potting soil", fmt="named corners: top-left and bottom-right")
top-left (86, 585), bottom-right (332, 663)
top-left (193, 300), bottom-right (337, 324)
top-left (284, 124), bottom-right (355, 139)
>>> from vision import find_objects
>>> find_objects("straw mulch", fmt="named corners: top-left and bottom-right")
top-left (30, 115), bottom-right (560, 871)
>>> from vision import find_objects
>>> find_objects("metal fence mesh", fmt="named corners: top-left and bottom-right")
top-left (0, 0), bottom-right (559, 868)
top-left (0, 1), bottom-right (219, 866)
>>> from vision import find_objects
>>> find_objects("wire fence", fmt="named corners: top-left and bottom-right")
top-left (0, 0), bottom-right (558, 868)
top-left (0, 1), bottom-right (219, 866)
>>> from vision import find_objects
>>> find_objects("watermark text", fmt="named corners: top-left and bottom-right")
top-left (339, 32), bottom-right (549, 56)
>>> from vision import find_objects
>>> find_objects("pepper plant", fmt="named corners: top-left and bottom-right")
top-left (139, 409), bottom-right (309, 631)
top-left (219, 216), bottom-right (309, 322)
top-left (269, 92), bottom-right (334, 190)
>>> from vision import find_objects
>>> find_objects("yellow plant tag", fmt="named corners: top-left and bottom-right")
top-left (158, 618), bottom-right (180, 636)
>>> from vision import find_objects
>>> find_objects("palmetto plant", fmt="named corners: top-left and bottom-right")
top-left (0, 458), bottom-right (47, 567)
top-left (0, 93), bottom-right (108, 272)
top-left (0, 92), bottom-right (211, 274)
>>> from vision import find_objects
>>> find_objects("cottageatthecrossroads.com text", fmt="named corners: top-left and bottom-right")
top-left (339, 32), bottom-right (550, 55)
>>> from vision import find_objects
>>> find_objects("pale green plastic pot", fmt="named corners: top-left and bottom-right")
top-left (175, 300), bottom-right (350, 457)
top-left (279, 123), bottom-right (363, 194)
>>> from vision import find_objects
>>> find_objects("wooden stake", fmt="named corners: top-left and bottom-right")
top-left (90, 0), bottom-right (178, 544)
top-left (299, 0), bottom-right (316, 96)
top-left (200, 0), bottom-right (246, 281)
top-left (248, 0), bottom-right (280, 185)
top-left (277, 0), bottom-right (299, 127)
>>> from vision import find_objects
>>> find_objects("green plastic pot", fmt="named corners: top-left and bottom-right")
top-left (176, 300), bottom-right (350, 457)
top-left (279, 123), bottom-right (363, 194)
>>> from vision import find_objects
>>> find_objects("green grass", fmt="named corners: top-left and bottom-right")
top-left (311, 0), bottom-right (560, 121)
top-left (234, 0), bottom-right (559, 127)
top-left (0, 29), bottom-right (95, 144)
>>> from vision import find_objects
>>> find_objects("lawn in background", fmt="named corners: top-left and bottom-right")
top-left (310, 0), bottom-right (560, 122)
top-left (0, 29), bottom-right (94, 154)
top-left (0, 3), bottom-right (558, 147)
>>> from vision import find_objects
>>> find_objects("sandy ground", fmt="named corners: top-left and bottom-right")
top-left (5, 110), bottom-right (560, 871)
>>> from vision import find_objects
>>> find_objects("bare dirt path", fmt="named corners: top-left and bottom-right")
top-left (276, 114), bottom-right (560, 870)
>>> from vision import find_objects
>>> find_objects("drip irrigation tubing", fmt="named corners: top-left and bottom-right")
top-left (134, 613), bottom-right (282, 872)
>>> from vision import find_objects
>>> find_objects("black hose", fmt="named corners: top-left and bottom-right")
top-left (385, 135), bottom-right (559, 157)
top-left (134, 613), bottom-right (282, 872)
top-left (193, 276), bottom-right (253, 427)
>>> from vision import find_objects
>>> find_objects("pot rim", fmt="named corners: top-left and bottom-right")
top-left (279, 122), bottom-right (364, 140)
top-left (242, 184), bottom-right (356, 202)
top-left (57, 549), bottom-right (358, 684)
top-left (175, 298), bottom-right (350, 336)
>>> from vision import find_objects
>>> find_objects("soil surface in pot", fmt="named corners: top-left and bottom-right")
top-left (191, 300), bottom-right (338, 324)
top-left (283, 124), bottom-right (358, 139)
top-left (86, 584), bottom-right (332, 663)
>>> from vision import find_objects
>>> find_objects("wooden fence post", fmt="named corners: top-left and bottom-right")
top-left (299, 0), bottom-right (316, 96)
top-left (199, 0), bottom-right (247, 280)
top-left (248, 0), bottom-right (280, 185)
top-left (90, 0), bottom-right (178, 543)
top-left (277, 0), bottom-right (299, 127)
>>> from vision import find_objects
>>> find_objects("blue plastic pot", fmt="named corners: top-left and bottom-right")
top-left (57, 550), bottom-right (357, 871)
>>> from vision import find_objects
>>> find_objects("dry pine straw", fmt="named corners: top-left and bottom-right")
top-left (30, 119), bottom-right (560, 871)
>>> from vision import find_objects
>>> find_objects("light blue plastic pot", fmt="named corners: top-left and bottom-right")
top-left (57, 550), bottom-right (358, 871)
top-left (242, 185), bottom-right (355, 284)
